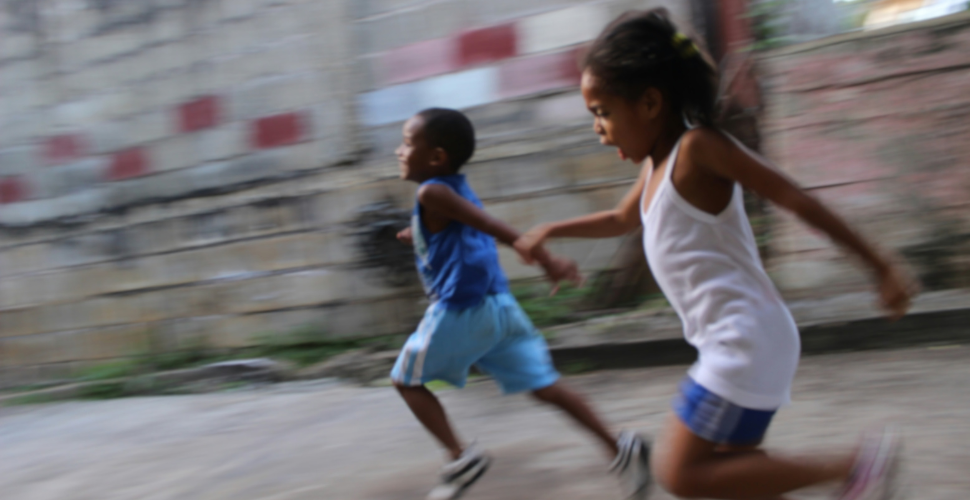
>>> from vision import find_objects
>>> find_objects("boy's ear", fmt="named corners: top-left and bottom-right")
top-left (430, 146), bottom-right (450, 169)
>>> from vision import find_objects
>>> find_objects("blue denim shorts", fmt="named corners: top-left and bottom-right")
top-left (391, 293), bottom-right (560, 394)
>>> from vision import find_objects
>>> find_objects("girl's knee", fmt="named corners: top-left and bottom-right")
top-left (651, 440), bottom-right (705, 498)
top-left (654, 465), bottom-right (705, 499)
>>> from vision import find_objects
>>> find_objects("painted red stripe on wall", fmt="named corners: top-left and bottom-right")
top-left (107, 148), bottom-right (150, 181)
top-left (458, 23), bottom-right (517, 68)
top-left (0, 176), bottom-right (27, 204)
top-left (498, 48), bottom-right (583, 99)
top-left (179, 95), bottom-right (221, 133)
top-left (252, 112), bottom-right (306, 149)
top-left (44, 134), bottom-right (85, 165)
top-left (381, 38), bottom-right (458, 86)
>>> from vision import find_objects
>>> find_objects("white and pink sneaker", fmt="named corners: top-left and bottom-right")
top-left (837, 427), bottom-right (902, 500)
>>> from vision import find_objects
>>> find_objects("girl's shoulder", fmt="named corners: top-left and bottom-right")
top-left (678, 126), bottom-right (739, 170)
top-left (680, 126), bottom-right (724, 154)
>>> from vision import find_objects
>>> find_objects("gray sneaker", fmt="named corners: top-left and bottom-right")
top-left (427, 444), bottom-right (491, 500)
top-left (836, 426), bottom-right (902, 500)
top-left (609, 431), bottom-right (652, 500)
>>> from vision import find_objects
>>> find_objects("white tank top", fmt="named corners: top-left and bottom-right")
top-left (641, 137), bottom-right (800, 410)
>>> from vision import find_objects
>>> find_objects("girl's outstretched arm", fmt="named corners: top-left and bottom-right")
top-left (684, 128), bottom-right (917, 319)
top-left (514, 163), bottom-right (650, 264)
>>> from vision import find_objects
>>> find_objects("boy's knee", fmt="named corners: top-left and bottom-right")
top-left (530, 383), bottom-right (561, 403)
top-left (394, 382), bottom-right (422, 393)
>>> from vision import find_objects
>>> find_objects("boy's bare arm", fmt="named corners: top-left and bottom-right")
top-left (418, 183), bottom-right (519, 244)
top-left (417, 183), bottom-right (573, 275)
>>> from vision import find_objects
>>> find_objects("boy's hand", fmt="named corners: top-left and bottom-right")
top-left (877, 263), bottom-right (918, 320)
top-left (397, 227), bottom-right (413, 245)
top-left (514, 224), bottom-right (551, 265)
top-left (541, 255), bottom-right (583, 296)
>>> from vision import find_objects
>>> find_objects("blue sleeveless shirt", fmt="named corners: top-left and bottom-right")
top-left (411, 175), bottom-right (510, 309)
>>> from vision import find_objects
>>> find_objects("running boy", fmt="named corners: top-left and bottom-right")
top-left (514, 9), bottom-right (917, 500)
top-left (391, 108), bottom-right (651, 500)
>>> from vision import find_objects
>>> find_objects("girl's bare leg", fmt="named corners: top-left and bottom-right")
top-left (652, 414), bottom-right (853, 499)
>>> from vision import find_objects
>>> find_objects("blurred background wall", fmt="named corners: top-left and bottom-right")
top-left (760, 11), bottom-right (970, 296)
top-left (0, 0), bottom-right (968, 386)
top-left (0, 0), bottom-right (691, 386)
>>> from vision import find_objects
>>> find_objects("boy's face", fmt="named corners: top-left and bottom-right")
top-left (396, 116), bottom-right (446, 182)
top-left (581, 70), bottom-right (663, 165)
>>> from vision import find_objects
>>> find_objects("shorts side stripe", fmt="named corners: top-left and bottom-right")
top-left (409, 304), bottom-right (443, 384)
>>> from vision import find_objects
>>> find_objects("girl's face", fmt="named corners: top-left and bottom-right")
top-left (580, 69), bottom-right (663, 164)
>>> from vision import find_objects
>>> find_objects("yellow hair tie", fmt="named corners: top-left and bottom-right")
top-left (671, 32), bottom-right (698, 59)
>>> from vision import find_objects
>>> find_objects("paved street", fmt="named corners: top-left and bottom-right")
top-left (2, 345), bottom-right (969, 500)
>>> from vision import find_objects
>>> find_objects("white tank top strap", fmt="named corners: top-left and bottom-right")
top-left (640, 136), bottom-right (685, 220)
top-left (664, 138), bottom-right (683, 183)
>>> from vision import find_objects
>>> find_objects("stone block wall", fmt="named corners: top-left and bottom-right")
top-left (0, 0), bottom-right (357, 224)
top-left (760, 12), bottom-right (970, 297)
top-left (0, 0), bottom-right (693, 386)
top-left (0, 0), bottom-right (367, 385)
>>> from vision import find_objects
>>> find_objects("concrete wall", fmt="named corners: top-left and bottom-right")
top-left (0, 0), bottom-right (366, 386)
top-left (760, 11), bottom-right (970, 297)
top-left (0, 0), bottom-right (696, 386)
top-left (0, 0), bottom-right (358, 220)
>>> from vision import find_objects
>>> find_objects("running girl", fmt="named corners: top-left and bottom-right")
top-left (515, 9), bottom-right (916, 500)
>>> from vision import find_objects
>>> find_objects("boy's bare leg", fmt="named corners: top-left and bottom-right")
top-left (396, 384), bottom-right (464, 460)
top-left (653, 414), bottom-right (853, 499)
top-left (532, 381), bottom-right (620, 458)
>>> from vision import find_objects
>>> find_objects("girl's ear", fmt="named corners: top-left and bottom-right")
top-left (638, 87), bottom-right (665, 121)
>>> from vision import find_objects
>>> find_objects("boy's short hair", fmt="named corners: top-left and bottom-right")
top-left (416, 108), bottom-right (476, 171)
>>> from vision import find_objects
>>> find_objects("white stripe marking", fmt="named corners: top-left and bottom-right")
top-left (410, 305), bottom-right (442, 383)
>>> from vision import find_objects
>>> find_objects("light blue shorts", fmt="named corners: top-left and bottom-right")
top-left (391, 293), bottom-right (560, 394)
top-left (673, 377), bottom-right (777, 445)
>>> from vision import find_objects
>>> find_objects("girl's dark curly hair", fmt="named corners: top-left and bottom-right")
top-left (582, 8), bottom-right (719, 126)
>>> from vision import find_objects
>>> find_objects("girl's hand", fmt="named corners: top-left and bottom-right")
top-left (514, 225), bottom-right (551, 265)
top-left (876, 263), bottom-right (918, 320)
top-left (397, 227), bottom-right (413, 245)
